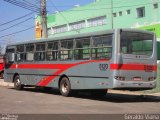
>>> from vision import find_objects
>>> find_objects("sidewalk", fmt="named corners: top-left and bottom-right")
top-left (0, 79), bottom-right (14, 87)
top-left (0, 79), bottom-right (160, 97)
top-left (108, 89), bottom-right (160, 97)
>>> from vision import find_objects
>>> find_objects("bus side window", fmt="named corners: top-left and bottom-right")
top-left (92, 35), bottom-right (112, 59)
top-left (47, 41), bottom-right (59, 61)
top-left (75, 38), bottom-right (90, 60)
top-left (35, 43), bottom-right (46, 61)
top-left (16, 45), bottom-right (26, 62)
top-left (26, 44), bottom-right (34, 61)
top-left (6, 48), bottom-right (15, 63)
top-left (60, 40), bottom-right (73, 60)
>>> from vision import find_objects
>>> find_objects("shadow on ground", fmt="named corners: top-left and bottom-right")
top-left (9, 87), bottom-right (160, 103)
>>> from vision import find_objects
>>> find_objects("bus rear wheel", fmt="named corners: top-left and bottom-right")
top-left (60, 77), bottom-right (72, 97)
top-left (14, 75), bottom-right (24, 90)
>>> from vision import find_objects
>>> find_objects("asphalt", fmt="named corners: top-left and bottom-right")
top-left (0, 79), bottom-right (160, 97)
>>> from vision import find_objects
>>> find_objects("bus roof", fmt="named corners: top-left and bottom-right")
top-left (6, 28), bottom-right (154, 47)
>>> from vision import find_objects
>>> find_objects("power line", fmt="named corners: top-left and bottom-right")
top-left (49, 0), bottom-right (70, 24)
top-left (0, 17), bottom-right (34, 32)
top-left (0, 26), bottom-right (35, 39)
top-left (48, 1), bottom-right (160, 13)
top-left (23, 0), bottom-right (39, 8)
top-left (0, 12), bottom-right (33, 26)
top-left (0, 15), bottom-right (40, 38)
top-left (3, 0), bottom-right (40, 13)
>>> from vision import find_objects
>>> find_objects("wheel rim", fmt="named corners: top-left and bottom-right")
top-left (62, 81), bottom-right (68, 93)
top-left (15, 78), bottom-right (21, 88)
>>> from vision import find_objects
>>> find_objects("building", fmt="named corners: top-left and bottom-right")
top-left (35, 0), bottom-right (160, 58)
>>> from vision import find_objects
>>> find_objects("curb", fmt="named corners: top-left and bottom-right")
top-left (0, 79), bottom-right (160, 97)
top-left (109, 89), bottom-right (160, 97)
top-left (0, 79), bottom-right (14, 87)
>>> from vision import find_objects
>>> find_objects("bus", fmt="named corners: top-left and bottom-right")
top-left (0, 55), bottom-right (4, 79)
top-left (4, 29), bottom-right (157, 97)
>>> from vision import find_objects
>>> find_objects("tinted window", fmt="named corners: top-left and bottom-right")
top-left (60, 40), bottom-right (73, 60)
top-left (92, 35), bottom-right (112, 59)
top-left (26, 44), bottom-right (34, 52)
top-left (17, 45), bottom-right (24, 52)
top-left (120, 32), bottom-right (153, 56)
top-left (26, 44), bottom-right (34, 61)
top-left (47, 42), bottom-right (59, 61)
top-left (16, 45), bottom-right (26, 62)
top-left (35, 43), bottom-right (46, 61)
top-left (75, 38), bottom-right (90, 60)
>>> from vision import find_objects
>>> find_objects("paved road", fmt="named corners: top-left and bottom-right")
top-left (0, 87), bottom-right (160, 114)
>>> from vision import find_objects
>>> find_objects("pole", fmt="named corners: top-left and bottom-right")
top-left (40, 0), bottom-right (48, 38)
top-left (111, 0), bottom-right (113, 29)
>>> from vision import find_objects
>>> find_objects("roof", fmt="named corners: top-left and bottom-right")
top-left (7, 28), bottom-right (154, 47)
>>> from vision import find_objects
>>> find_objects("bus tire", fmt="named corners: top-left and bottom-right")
top-left (60, 77), bottom-right (72, 97)
top-left (14, 75), bottom-right (24, 90)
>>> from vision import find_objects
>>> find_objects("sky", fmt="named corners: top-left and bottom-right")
top-left (0, 0), bottom-right (94, 53)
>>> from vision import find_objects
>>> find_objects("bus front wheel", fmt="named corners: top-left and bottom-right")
top-left (14, 75), bottom-right (24, 90)
top-left (60, 77), bottom-right (72, 97)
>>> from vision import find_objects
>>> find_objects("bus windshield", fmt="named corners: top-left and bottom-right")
top-left (120, 31), bottom-right (153, 56)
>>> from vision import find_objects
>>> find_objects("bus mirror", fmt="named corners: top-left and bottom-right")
top-left (8, 53), bottom-right (15, 62)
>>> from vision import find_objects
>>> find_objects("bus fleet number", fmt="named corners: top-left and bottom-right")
top-left (99, 64), bottom-right (108, 71)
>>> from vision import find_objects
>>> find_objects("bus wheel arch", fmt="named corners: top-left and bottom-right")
top-left (13, 73), bottom-right (24, 90)
top-left (59, 75), bottom-right (72, 97)
top-left (58, 74), bottom-right (69, 88)
top-left (13, 73), bottom-right (19, 83)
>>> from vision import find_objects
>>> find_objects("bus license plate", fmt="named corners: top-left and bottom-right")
top-left (133, 77), bottom-right (142, 81)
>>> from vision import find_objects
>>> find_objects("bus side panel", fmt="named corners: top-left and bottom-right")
top-left (47, 61), bottom-right (114, 89)
top-left (4, 72), bottom-right (13, 83)
top-left (4, 68), bottom-right (18, 83)
top-left (5, 60), bottom-right (114, 90)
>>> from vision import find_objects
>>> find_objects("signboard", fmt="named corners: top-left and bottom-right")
top-left (35, 21), bottom-right (42, 39)
top-left (139, 23), bottom-right (160, 39)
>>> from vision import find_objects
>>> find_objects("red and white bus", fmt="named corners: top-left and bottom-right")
top-left (0, 55), bottom-right (4, 79)
top-left (4, 29), bottom-right (157, 96)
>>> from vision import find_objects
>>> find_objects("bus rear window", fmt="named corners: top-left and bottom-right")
top-left (120, 32), bottom-right (153, 56)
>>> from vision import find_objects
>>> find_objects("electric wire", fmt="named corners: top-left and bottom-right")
top-left (48, 1), bottom-right (160, 13)
top-left (0, 26), bottom-right (36, 39)
top-left (0, 17), bottom-right (34, 32)
top-left (3, 0), bottom-right (40, 13)
top-left (0, 12), bottom-right (33, 26)
top-left (49, 0), bottom-right (70, 24)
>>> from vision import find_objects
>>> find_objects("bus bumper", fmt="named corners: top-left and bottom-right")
top-left (114, 80), bottom-right (156, 90)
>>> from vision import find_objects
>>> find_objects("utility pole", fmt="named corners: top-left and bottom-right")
top-left (111, 0), bottom-right (113, 29)
top-left (40, 0), bottom-right (48, 38)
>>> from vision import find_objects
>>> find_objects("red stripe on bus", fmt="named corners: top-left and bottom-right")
top-left (37, 59), bottom-right (109, 86)
top-left (110, 64), bottom-right (157, 71)
top-left (10, 64), bottom-right (74, 69)
top-left (10, 60), bottom-right (108, 69)
top-left (9, 59), bottom-right (109, 86)
top-left (37, 69), bottom-right (67, 86)
top-left (0, 63), bottom-right (4, 71)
